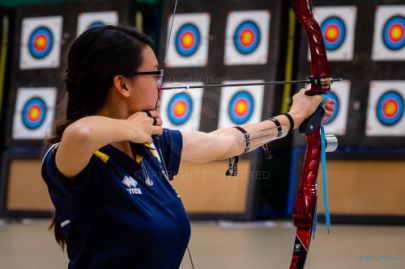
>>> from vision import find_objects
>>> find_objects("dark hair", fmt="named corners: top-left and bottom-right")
top-left (47, 25), bottom-right (153, 249)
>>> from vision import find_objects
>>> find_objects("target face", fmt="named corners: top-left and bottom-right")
top-left (376, 91), bottom-right (404, 126)
top-left (323, 81), bottom-right (350, 135)
top-left (373, 6), bottom-right (405, 60)
top-left (12, 88), bottom-right (57, 140)
top-left (228, 91), bottom-right (254, 124)
top-left (382, 16), bottom-right (405, 51)
top-left (22, 97), bottom-right (47, 129)
top-left (367, 81), bottom-right (405, 136)
top-left (218, 80), bottom-right (264, 128)
top-left (28, 26), bottom-right (53, 59)
top-left (77, 11), bottom-right (118, 36)
top-left (160, 83), bottom-right (204, 131)
top-left (166, 13), bottom-right (210, 67)
top-left (167, 92), bottom-right (193, 125)
top-left (175, 23), bottom-right (201, 57)
top-left (225, 10), bottom-right (270, 65)
top-left (321, 17), bottom-right (346, 51)
top-left (309, 7), bottom-right (357, 61)
top-left (20, 16), bottom-right (63, 69)
top-left (233, 21), bottom-right (261, 55)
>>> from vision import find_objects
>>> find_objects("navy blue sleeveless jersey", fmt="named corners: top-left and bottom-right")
top-left (41, 129), bottom-right (190, 269)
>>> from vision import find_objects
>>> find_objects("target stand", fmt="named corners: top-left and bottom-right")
top-left (0, 149), bottom-right (53, 218)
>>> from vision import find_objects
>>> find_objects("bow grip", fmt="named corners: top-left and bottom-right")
top-left (299, 106), bottom-right (324, 134)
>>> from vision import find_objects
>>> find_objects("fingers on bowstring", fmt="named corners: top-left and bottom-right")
top-left (154, 117), bottom-right (163, 126)
top-left (147, 110), bottom-right (161, 118)
top-left (143, 110), bottom-right (162, 126)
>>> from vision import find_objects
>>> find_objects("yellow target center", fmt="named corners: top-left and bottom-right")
top-left (326, 27), bottom-right (339, 41)
top-left (391, 25), bottom-right (403, 41)
top-left (35, 36), bottom-right (47, 50)
top-left (29, 107), bottom-right (40, 120)
top-left (385, 101), bottom-right (397, 116)
top-left (182, 33), bottom-right (194, 48)
top-left (241, 31), bottom-right (253, 45)
top-left (174, 102), bottom-right (186, 116)
top-left (236, 101), bottom-right (247, 115)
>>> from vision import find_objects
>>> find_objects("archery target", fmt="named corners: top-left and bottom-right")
top-left (366, 81), bottom-right (405, 136)
top-left (233, 21), bottom-right (260, 55)
top-left (175, 23), bottom-right (201, 57)
top-left (218, 80), bottom-right (264, 128)
top-left (382, 16), bottom-right (405, 51)
top-left (12, 88), bottom-right (57, 140)
top-left (28, 27), bottom-right (53, 59)
top-left (372, 6), bottom-right (405, 60)
top-left (321, 17), bottom-right (346, 51)
top-left (228, 91), bottom-right (255, 124)
top-left (309, 7), bottom-right (357, 61)
top-left (160, 83), bottom-right (204, 131)
top-left (20, 16), bottom-right (63, 69)
top-left (166, 13), bottom-right (210, 67)
top-left (225, 10), bottom-right (270, 65)
top-left (376, 91), bottom-right (404, 126)
top-left (323, 80), bottom-right (350, 136)
top-left (77, 11), bottom-right (118, 36)
top-left (22, 97), bottom-right (47, 129)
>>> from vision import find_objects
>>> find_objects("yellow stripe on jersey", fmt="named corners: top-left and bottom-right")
top-left (136, 154), bottom-right (143, 164)
top-left (150, 149), bottom-right (158, 158)
top-left (94, 151), bottom-right (110, 163)
top-left (144, 143), bottom-right (153, 149)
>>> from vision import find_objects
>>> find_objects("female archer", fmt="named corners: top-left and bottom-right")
top-left (42, 25), bottom-right (334, 269)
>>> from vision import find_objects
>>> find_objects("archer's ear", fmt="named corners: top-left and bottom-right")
top-left (112, 75), bottom-right (130, 98)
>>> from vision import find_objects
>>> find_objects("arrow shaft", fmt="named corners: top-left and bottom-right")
top-left (161, 79), bottom-right (310, 90)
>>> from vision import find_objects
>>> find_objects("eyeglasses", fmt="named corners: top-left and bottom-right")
top-left (125, 69), bottom-right (165, 90)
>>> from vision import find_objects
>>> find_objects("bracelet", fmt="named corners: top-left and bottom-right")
top-left (233, 126), bottom-right (250, 153)
top-left (281, 113), bottom-right (294, 135)
top-left (226, 156), bottom-right (239, 176)
top-left (268, 117), bottom-right (283, 138)
top-left (226, 126), bottom-right (250, 177)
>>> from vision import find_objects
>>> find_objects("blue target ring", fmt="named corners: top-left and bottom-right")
top-left (87, 21), bottom-right (106, 30)
top-left (320, 16), bottom-right (346, 51)
top-left (28, 26), bottom-right (54, 59)
top-left (382, 16), bottom-right (405, 51)
top-left (324, 92), bottom-right (340, 125)
top-left (21, 97), bottom-right (47, 130)
top-left (175, 23), bottom-right (201, 57)
top-left (376, 90), bottom-right (404, 126)
top-left (233, 20), bottom-right (261, 55)
top-left (167, 92), bottom-right (193, 125)
top-left (228, 91), bottom-right (254, 124)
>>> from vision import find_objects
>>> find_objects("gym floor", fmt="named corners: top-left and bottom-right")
top-left (0, 219), bottom-right (404, 269)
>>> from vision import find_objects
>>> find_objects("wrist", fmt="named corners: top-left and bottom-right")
top-left (280, 113), bottom-right (294, 132)
top-left (288, 111), bottom-right (305, 129)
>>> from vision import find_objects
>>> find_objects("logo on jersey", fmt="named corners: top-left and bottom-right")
top-left (122, 176), bottom-right (142, 195)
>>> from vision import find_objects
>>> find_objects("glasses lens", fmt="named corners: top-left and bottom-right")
top-left (158, 69), bottom-right (164, 89)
